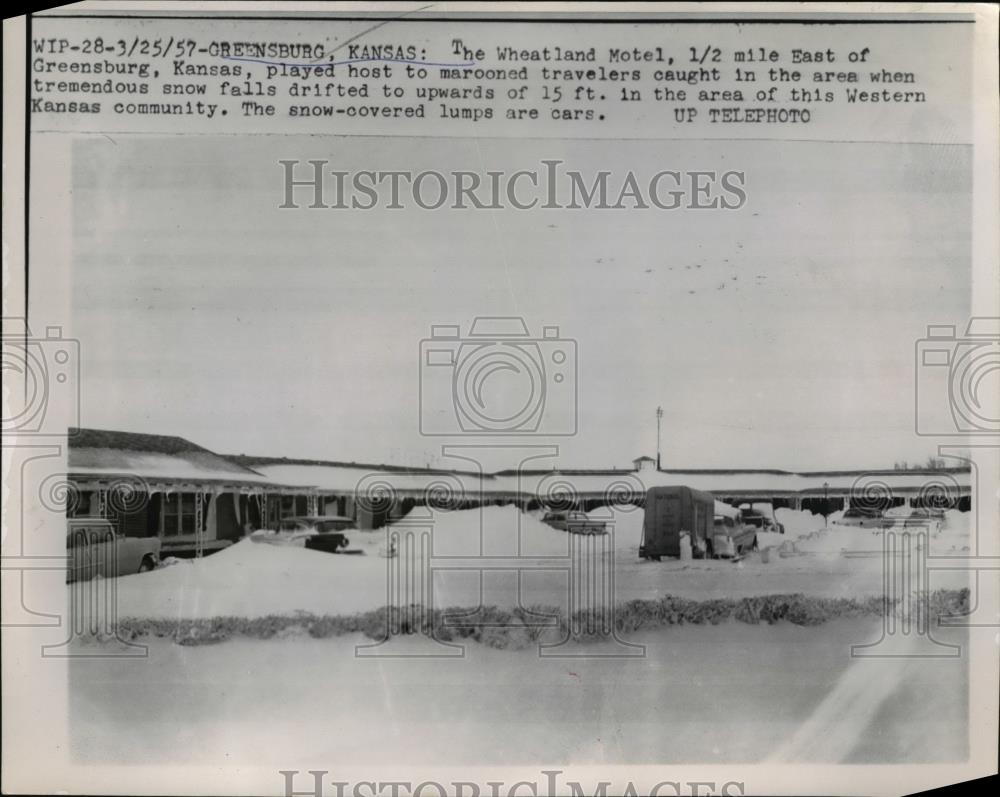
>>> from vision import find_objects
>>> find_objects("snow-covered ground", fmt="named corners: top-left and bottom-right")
top-left (70, 619), bottom-right (968, 766)
top-left (67, 505), bottom-right (973, 772)
top-left (100, 506), bottom-right (972, 620)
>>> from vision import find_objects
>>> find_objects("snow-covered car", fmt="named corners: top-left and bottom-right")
top-left (66, 519), bottom-right (160, 582)
top-left (889, 507), bottom-right (945, 532)
top-left (740, 506), bottom-right (785, 535)
top-left (280, 515), bottom-right (354, 553)
top-left (712, 503), bottom-right (758, 558)
top-left (835, 506), bottom-right (944, 532)
top-left (835, 507), bottom-right (889, 528)
top-left (541, 510), bottom-right (607, 535)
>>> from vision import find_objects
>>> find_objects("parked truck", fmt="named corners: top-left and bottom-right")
top-left (640, 485), bottom-right (716, 560)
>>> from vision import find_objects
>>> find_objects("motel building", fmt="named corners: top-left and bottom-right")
top-left (66, 428), bottom-right (320, 557)
top-left (66, 427), bottom-right (973, 557)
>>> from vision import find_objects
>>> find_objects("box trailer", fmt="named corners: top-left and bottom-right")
top-left (640, 485), bottom-right (716, 560)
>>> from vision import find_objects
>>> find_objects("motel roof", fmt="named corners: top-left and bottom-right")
top-left (232, 454), bottom-right (972, 498)
top-left (66, 428), bottom-right (972, 499)
top-left (68, 428), bottom-right (287, 488)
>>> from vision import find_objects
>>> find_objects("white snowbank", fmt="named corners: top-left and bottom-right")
top-left (586, 506), bottom-right (645, 555)
top-left (102, 505), bottom-right (974, 620)
top-left (418, 504), bottom-right (576, 558)
top-left (715, 501), bottom-right (741, 520)
top-left (753, 508), bottom-right (828, 549)
top-left (113, 534), bottom-right (389, 619)
top-left (793, 510), bottom-right (972, 555)
top-left (113, 506), bottom-right (590, 619)
top-left (776, 507), bottom-right (828, 536)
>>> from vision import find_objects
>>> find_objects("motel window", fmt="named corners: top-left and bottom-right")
top-left (68, 490), bottom-right (93, 518)
top-left (162, 493), bottom-right (198, 536)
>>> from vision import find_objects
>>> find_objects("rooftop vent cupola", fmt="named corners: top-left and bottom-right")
top-left (633, 456), bottom-right (657, 473)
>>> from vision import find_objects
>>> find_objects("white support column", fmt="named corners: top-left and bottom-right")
top-left (195, 493), bottom-right (204, 558)
top-left (206, 492), bottom-right (218, 541)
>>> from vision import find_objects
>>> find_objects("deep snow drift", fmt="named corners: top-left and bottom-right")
top-left (103, 505), bottom-right (971, 620)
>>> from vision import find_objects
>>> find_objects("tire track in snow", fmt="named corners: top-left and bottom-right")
top-left (767, 633), bottom-right (920, 762)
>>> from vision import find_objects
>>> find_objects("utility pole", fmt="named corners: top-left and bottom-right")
top-left (656, 406), bottom-right (664, 470)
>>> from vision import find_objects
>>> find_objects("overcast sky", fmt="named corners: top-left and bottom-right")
top-left (67, 135), bottom-right (970, 470)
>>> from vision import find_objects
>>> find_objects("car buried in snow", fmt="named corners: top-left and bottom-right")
top-left (251, 515), bottom-right (356, 552)
top-left (835, 506), bottom-right (944, 532)
top-left (835, 507), bottom-right (891, 528)
top-left (887, 507), bottom-right (945, 532)
top-left (712, 502), bottom-right (759, 558)
top-left (739, 503), bottom-right (785, 535)
top-left (541, 510), bottom-right (607, 535)
top-left (279, 515), bottom-right (355, 553)
top-left (66, 518), bottom-right (161, 583)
